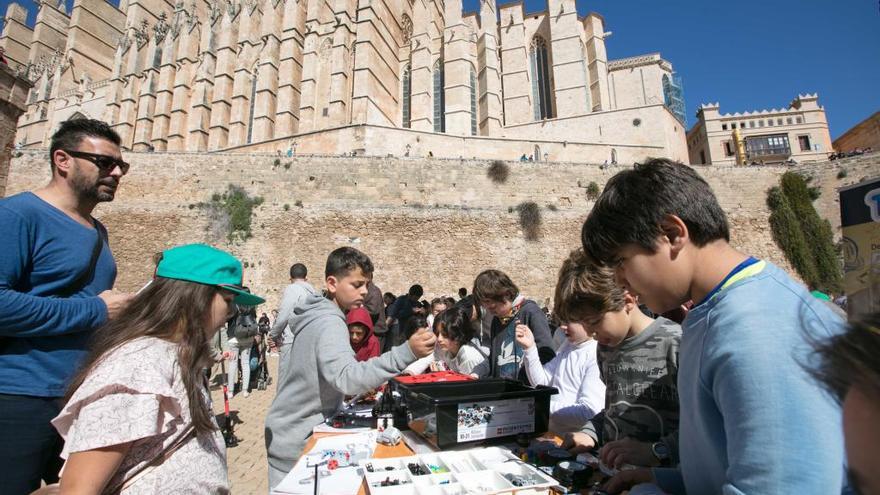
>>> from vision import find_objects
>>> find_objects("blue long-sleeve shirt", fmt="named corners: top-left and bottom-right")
top-left (0, 192), bottom-right (116, 397)
top-left (653, 261), bottom-right (846, 495)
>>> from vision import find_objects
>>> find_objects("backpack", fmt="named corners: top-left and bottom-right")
top-left (233, 311), bottom-right (259, 340)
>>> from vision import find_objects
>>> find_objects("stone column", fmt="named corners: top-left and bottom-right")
top-left (407, 0), bottom-right (433, 132)
top-left (498, 5), bottom-right (530, 125)
top-left (478, 0), bottom-right (502, 135)
top-left (326, 0), bottom-right (356, 127)
top-left (546, 0), bottom-right (587, 118)
top-left (168, 13), bottom-right (201, 151)
top-left (251, 0), bottom-right (282, 142)
top-left (583, 13), bottom-right (609, 112)
top-left (442, 0), bottom-right (470, 136)
top-left (150, 25), bottom-right (178, 151)
top-left (227, 6), bottom-right (262, 147)
top-left (207, 9), bottom-right (240, 149)
top-left (274, 0), bottom-right (306, 137)
top-left (186, 18), bottom-right (219, 151)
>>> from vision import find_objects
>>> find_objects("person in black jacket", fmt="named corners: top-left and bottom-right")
top-left (472, 270), bottom-right (555, 382)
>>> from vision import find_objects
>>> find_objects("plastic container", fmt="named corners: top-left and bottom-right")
top-left (393, 379), bottom-right (557, 449)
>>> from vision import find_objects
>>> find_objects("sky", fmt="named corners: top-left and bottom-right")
top-left (3, 0), bottom-right (878, 138)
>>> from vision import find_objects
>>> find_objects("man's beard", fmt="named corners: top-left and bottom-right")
top-left (70, 166), bottom-right (118, 203)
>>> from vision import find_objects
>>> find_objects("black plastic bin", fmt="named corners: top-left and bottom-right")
top-left (392, 379), bottom-right (558, 450)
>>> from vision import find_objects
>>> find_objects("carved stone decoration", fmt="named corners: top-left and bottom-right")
top-left (154, 13), bottom-right (170, 43)
top-left (401, 14), bottom-right (413, 45)
top-left (133, 19), bottom-right (150, 48)
top-left (208, 1), bottom-right (221, 25)
top-left (186, 3), bottom-right (198, 30)
top-left (245, 0), bottom-right (258, 15)
top-left (318, 37), bottom-right (332, 60)
top-left (225, 0), bottom-right (241, 19)
top-left (272, 0), bottom-right (283, 7)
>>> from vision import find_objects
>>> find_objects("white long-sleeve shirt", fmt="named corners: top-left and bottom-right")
top-left (522, 339), bottom-right (605, 433)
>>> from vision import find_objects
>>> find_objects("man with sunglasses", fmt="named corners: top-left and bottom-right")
top-left (0, 118), bottom-right (134, 493)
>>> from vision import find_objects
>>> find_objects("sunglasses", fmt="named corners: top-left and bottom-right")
top-left (64, 150), bottom-right (130, 175)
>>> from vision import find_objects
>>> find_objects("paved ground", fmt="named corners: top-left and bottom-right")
top-left (210, 354), bottom-right (280, 494)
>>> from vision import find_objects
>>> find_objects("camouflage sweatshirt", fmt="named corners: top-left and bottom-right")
top-left (583, 316), bottom-right (682, 464)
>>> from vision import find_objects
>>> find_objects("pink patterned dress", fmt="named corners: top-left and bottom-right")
top-left (52, 337), bottom-right (229, 494)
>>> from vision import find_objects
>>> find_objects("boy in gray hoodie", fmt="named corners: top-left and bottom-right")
top-left (264, 247), bottom-right (436, 489)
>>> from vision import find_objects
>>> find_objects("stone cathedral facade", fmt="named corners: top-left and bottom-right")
top-left (2, 0), bottom-right (689, 163)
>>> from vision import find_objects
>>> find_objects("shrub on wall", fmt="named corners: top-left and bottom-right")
top-left (201, 185), bottom-right (264, 243)
top-left (487, 161), bottom-right (510, 184)
top-left (767, 172), bottom-right (842, 292)
top-left (516, 201), bottom-right (541, 241)
top-left (585, 181), bottom-right (601, 200)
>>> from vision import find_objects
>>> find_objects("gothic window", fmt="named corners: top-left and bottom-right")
top-left (433, 59), bottom-right (445, 133)
top-left (402, 64), bottom-right (412, 129)
top-left (469, 66), bottom-right (477, 135)
top-left (246, 70), bottom-right (258, 143)
top-left (529, 36), bottom-right (553, 120)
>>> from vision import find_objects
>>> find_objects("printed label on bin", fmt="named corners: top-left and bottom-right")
top-left (456, 397), bottom-right (535, 442)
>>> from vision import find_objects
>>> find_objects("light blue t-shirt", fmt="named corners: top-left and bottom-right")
top-left (654, 261), bottom-right (846, 495)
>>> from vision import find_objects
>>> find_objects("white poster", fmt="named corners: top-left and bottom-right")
top-left (456, 397), bottom-right (535, 442)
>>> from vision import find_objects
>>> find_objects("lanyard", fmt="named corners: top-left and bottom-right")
top-left (695, 257), bottom-right (759, 307)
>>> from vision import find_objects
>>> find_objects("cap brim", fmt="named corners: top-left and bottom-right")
top-left (219, 284), bottom-right (266, 306)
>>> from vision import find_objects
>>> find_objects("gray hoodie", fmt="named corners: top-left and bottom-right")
top-left (264, 293), bottom-right (417, 477)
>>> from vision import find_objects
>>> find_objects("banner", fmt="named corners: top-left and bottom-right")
top-left (839, 177), bottom-right (880, 317)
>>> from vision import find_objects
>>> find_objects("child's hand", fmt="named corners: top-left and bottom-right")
top-left (561, 431), bottom-right (596, 454)
top-left (600, 438), bottom-right (659, 468)
top-left (408, 328), bottom-right (436, 358)
top-left (514, 324), bottom-right (535, 349)
top-left (602, 468), bottom-right (654, 494)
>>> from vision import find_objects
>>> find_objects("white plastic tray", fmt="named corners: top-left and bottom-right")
top-left (364, 447), bottom-right (558, 495)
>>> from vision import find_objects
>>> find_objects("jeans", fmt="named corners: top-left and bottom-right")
top-left (227, 343), bottom-right (251, 395)
top-left (0, 394), bottom-right (65, 494)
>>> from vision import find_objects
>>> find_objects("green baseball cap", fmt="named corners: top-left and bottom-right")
top-left (156, 244), bottom-right (266, 306)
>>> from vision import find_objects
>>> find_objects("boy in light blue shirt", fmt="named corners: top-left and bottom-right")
top-left (580, 158), bottom-right (846, 494)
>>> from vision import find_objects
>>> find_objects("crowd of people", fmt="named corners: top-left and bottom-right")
top-left (0, 118), bottom-right (876, 495)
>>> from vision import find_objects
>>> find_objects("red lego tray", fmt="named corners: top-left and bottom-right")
top-left (393, 371), bottom-right (476, 384)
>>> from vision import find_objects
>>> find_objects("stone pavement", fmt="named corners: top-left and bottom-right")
top-left (210, 354), bottom-right (280, 494)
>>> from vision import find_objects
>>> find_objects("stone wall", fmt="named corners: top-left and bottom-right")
top-left (7, 151), bottom-right (878, 309)
top-left (833, 111), bottom-right (880, 152)
top-left (0, 64), bottom-right (33, 198)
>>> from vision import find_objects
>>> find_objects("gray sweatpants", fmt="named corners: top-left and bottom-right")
top-left (227, 343), bottom-right (251, 394)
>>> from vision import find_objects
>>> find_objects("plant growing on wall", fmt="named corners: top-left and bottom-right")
top-left (766, 172), bottom-right (841, 292)
top-left (201, 185), bottom-right (264, 243)
top-left (516, 201), bottom-right (541, 241)
top-left (487, 160), bottom-right (510, 184)
top-left (585, 181), bottom-right (601, 200)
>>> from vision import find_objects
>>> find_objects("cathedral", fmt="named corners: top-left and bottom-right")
top-left (1, 0), bottom-right (688, 163)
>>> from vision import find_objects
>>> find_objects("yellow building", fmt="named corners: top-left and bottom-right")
top-left (687, 94), bottom-right (832, 165)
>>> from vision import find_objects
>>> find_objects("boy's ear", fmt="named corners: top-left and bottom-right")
top-left (326, 275), bottom-right (338, 294)
top-left (622, 292), bottom-right (639, 312)
top-left (660, 214), bottom-right (689, 256)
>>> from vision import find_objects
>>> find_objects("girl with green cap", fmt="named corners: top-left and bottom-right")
top-left (44, 244), bottom-right (264, 494)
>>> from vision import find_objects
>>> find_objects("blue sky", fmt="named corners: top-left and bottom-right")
top-left (4, 0), bottom-right (878, 138)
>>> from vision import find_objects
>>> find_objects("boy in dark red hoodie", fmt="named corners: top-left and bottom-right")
top-left (348, 307), bottom-right (380, 361)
